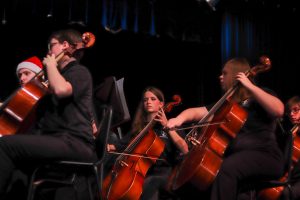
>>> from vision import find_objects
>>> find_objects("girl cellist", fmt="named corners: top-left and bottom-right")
top-left (167, 57), bottom-right (285, 200)
top-left (106, 86), bottom-right (188, 200)
top-left (281, 96), bottom-right (300, 200)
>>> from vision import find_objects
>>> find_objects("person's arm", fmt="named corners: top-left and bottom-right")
top-left (167, 129), bottom-right (188, 154)
top-left (236, 72), bottom-right (284, 118)
top-left (107, 131), bottom-right (132, 152)
top-left (43, 54), bottom-right (73, 98)
top-left (155, 109), bottom-right (189, 154)
top-left (167, 107), bottom-right (209, 129)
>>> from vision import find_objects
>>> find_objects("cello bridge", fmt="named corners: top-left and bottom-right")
top-left (187, 136), bottom-right (201, 146)
top-left (120, 160), bottom-right (129, 167)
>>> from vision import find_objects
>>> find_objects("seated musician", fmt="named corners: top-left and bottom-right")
top-left (281, 96), bottom-right (300, 200)
top-left (3, 56), bottom-right (43, 199)
top-left (0, 29), bottom-right (96, 200)
top-left (167, 57), bottom-right (285, 200)
top-left (106, 86), bottom-right (188, 200)
top-left (0, 56), bottom-right (43, 108)
top-left (16, 56), bottom-right (44, 86)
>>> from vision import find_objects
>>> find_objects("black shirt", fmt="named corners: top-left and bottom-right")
top-left (36, 61), bottom-right (95, 145)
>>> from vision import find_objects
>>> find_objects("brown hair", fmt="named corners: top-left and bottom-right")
top-left (224, 58), bottom-right (252, 102)
top-left (285, 96), bottom-right (300, 113)
top-left (225, 57), bottom-right (251, 79)
top-left (130, 87), bottom-right (165, 135)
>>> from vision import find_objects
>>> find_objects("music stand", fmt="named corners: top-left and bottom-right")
top-left (94, 76), bottom-right (130, 129)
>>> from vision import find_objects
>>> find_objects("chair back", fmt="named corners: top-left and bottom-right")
top-left (282, 131), bottom-right (293, 178)
top-left (94, 104), bottom-right (113, 160)
top-left (275, 119), bottom-right (293, 176)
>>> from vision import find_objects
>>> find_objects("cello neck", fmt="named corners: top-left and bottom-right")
top-left (291, 124), bottom-right (299, 136)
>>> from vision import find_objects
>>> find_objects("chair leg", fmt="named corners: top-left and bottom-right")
top-left (87, 177), bottom-right (94, 200)
top-left (27, 183), bottom-right (37, 200)
top-left (93, 165), bottom-right (102, 200)
top-left (286, 184), bottom-right (294, 200)
top-left (27, 167), bottom-right (40, 200)
top-left (250, 189), bottom-right (257, 200)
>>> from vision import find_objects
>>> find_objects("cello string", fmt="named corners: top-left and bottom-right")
top-left (166, 121), bottom-right (226, 131)
top-left (120, 103), bottom-right (175, 159)
top-left (108, 151), bottom-right (166, 161)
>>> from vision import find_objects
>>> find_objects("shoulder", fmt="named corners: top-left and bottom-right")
top-left (65, 62), bottom-right (92, 80)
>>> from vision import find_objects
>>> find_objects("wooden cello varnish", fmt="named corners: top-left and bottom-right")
top-left (0, 74), bottom-right (48, 135)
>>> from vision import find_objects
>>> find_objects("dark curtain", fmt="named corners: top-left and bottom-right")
top-left (220, 7), bottom-right (300, 101)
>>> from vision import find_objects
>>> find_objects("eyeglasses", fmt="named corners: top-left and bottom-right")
top-left (288, 108), bottom-right (300, 115)
top-left (48, 42), bottom-right (59, 50)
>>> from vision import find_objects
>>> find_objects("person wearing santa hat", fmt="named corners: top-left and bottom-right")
top-left (0, 56), bottom-right (43, 108)
top-left (16, 56), bottom-right (43, 85)
top-left (0, 57), bottom-right (43, 199)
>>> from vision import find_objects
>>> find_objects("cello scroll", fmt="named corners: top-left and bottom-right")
top-left (247, 55), bottom-right (272, 77)
top-left (61, 32), bottom-right (96, 58)
top-left (165, 95), bottom-right (182, 113)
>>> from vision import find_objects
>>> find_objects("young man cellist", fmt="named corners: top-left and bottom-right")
top-left (3, 55), bottom-right (43, 199)
top-left (16, 56), bottom-right (44, 86)
top-left (0, 29), bottom-right (96, 200)
top-left (0, 56), bottom-right (43, 108)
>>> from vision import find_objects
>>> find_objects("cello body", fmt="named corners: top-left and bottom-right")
top-left (171, 100), bottom-right (248, 190)
top-left (102, 129), bottom-right (165, 200)
top-left (0, 75), bottom-right (48, 135)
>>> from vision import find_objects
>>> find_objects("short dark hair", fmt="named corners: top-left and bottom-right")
top-left (48, 29), bottom-right (84, 60)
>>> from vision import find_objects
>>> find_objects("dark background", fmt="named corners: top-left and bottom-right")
top-left (0, 0), bottom-right (299, 132)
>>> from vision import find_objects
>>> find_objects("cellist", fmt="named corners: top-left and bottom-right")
top-left (167, 57), bottom-right (285, 200)
top-left (3, 55), bottom-right (43, 199)
top-left (0, 29), bottom-right (97, 200)
top-left (106, 86), bottom-right (188, 200)
top-left (281, 96), bottom-right (300, 200)
top-left (0, 56), bottom-right (43, 107)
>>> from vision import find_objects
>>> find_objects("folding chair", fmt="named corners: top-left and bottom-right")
top-left (26, 105), bottom-right (113, 200)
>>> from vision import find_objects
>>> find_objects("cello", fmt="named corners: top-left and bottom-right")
top-left (257, 124), bottom-right (299, 200)
top-left (169, 56), bottom-right (272, 191)
top-left (0, 32), bottom-right (95, 136)
top-left (102, 95), bottom-right (182, 200)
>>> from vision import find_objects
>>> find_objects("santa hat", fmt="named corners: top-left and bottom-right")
top-left (16, 56), bottom-right (43, 75)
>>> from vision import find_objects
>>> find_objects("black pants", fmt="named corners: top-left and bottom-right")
top-left (211, 150), bottom-right (284, 200)
top-left (140, 166), bottom-right (172, 200)
top-left (280, 161), bottom-right (300, 200)
top-left (0, 133), bottom-right (96, 198)
top-left (5, 170), bottom-right (28, 200)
